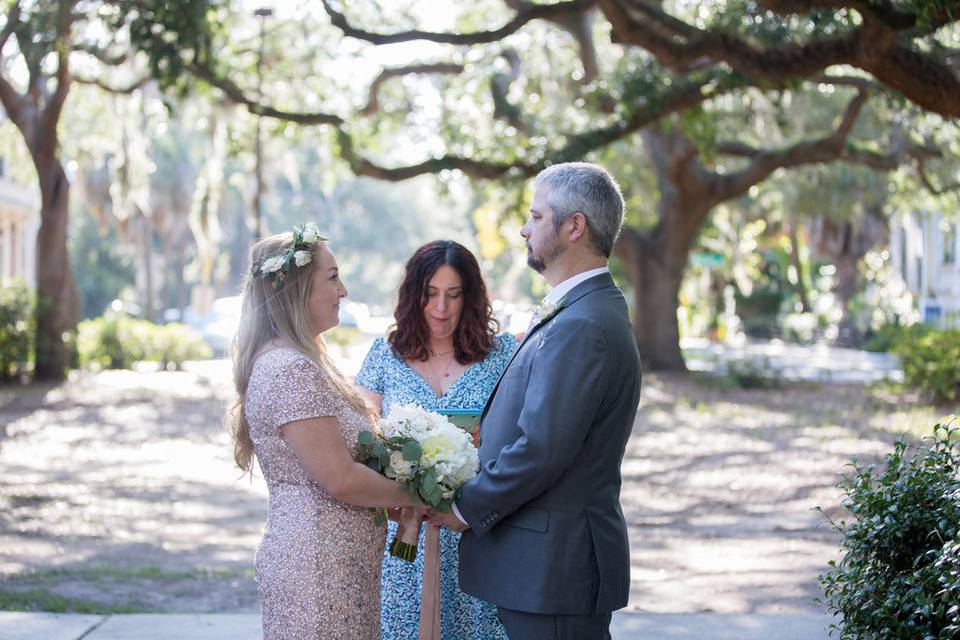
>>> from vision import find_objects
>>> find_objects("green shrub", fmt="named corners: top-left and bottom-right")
top-left (863, 322), bottom-right (926, 354)
top-left (725, 357), bottom-right (782, 389)
top-left (0, 281), bottom-right (35, 381)
top-left (894, 328), bottom-right (960, 403)
top-left (150, 323), bottom-right (212, 370)
top-left (818, 422), bottom-right (960, 639)
top-left (324, 325), bottom-right (362, 350)
top-left (78, 314), bottom-right (211, 370)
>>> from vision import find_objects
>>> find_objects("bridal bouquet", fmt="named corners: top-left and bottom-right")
top-left (357, 404), bottom-right (479, 561)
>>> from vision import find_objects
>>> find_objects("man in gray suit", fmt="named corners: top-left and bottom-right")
top-left (429, 162), bottom-right (642, 639)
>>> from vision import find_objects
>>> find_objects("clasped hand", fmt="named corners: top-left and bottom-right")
top-left (393, 504), bottom-right (468, 531)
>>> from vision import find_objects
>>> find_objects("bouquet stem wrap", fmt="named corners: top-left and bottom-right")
top-left (389, 508), bottom-right (423, 561)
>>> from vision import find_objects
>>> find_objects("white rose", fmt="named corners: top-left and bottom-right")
top-left (301, 224), bottom-right (319, 244)
top-left (260, 255), bottom-right (285, 274)
top-left (387, 450), bottom-right (415, 481)
top-left (294, 250), bottom-right (312, 267)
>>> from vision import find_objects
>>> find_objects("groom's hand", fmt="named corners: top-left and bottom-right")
top-left (428, 510), bottom-right (469, 532)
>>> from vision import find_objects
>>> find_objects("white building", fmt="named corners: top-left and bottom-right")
top-left (0, 157), bottom-right (39, 289)
top-left (891, 210), bottom-right (960, 328)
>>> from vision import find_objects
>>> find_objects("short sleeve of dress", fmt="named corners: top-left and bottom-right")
top-left (491, 333), bottom-right (518, 371)
top-left (355, 337), bottom-right (388, 394)
top-left (265, 353), bottom-right (339, 429)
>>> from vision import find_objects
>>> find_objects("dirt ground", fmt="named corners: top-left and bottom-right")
top-left (0, 360), bottom-right (951, 614)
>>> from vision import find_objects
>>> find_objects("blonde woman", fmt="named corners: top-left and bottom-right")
top-left (227, 224), bottom-right (414, 640)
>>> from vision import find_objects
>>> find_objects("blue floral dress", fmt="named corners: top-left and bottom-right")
top-left (356, 333), bottom-right (516, 640)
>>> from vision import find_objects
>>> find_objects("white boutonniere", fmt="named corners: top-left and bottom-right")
top-left (532, 297), bottom-right (567, 327)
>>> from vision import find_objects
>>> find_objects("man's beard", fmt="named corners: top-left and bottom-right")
top-left (527, 234), bottom-right (565, 274)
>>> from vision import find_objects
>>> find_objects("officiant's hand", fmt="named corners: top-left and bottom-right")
top-left (428, 510), bottom-right (468, 532)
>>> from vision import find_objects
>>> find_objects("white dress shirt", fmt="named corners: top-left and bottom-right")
top-left (451, 266), bottom-right (610, 526)
top-left (542, 266), bottom-right (610, 305)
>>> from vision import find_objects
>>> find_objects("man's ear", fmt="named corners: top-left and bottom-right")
top-left (566, 212), bottom-right (589, 243)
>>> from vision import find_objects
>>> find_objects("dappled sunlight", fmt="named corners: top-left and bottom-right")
top-left (620, 373), bottom-right (943, 614)
top-left (0, 364), bottom-right (948, 614)
top-left (0, 366), bottom-right (266, 611)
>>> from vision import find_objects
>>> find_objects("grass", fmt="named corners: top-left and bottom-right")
top-left (11, 564), bottom-right (253, 586)
top-left (0, 564), bottom-right (255, 613)
top-left (0, 588), bottom-right (149, 614)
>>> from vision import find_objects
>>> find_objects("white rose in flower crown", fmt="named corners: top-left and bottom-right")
top-left (301, 224), bottom-right (320, 244)
top-left (293, 250), bottom-right (312, 267)
top-left (260, 255), bottom-right (285, 274)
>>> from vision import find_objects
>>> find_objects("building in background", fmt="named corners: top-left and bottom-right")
top-left (891, 210), bottom-right (960, 328)
top-left (0, 156), bottom-right (39, 289)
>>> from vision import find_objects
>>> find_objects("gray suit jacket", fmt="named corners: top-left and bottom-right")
top-left (456, 272), bottom-right (642, 615)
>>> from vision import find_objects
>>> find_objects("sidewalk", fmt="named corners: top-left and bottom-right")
top-left (0, 611), bottom-right (833, 639)
top-left (681, 338), bottom-right (901, 384)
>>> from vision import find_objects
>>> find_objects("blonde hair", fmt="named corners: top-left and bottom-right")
top-left (226, 232), bottom-right (374, 474)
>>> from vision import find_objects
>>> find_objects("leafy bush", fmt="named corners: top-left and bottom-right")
top-left (0, 281), bottom-right (35, 381)
top-left (324, 325), bottom-right (362, 350)
top-left (894, 328), bottom-right (960, 403)
top-left (151, 323), bottom-right (213, 369)
top-left (724, 357), bottom-right (782, 389)
top-left (819, 422), bottom-right (960, 639)
top-left (78, 314), bottom-right (211, 370)
top-left (862, 322), bottom-right (926, 354)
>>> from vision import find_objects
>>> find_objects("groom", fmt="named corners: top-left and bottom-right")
top-left (430, 162), bottom-right (642, 638)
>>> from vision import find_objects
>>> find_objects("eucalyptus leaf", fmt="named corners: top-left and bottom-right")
top-left (402, 440), bottom-right (423, 463)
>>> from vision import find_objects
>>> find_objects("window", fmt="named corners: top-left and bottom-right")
top-left (944, 223), bottom-right (957, 265)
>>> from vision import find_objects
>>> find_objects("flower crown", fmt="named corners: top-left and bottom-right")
top-left (254, 223), bottom-right (328, 289)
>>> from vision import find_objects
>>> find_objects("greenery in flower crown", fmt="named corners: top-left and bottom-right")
top-left (255, 223), bottom-right (328, 289)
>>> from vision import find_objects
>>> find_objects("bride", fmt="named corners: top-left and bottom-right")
top-left (226, 224), bottom-right (416, 640)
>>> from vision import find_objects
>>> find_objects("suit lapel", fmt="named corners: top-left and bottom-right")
top-left (479, 272), bottom-right (618, 419)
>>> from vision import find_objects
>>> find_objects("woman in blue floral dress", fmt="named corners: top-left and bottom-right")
top-left (356, 240), bottom-right (515, 640)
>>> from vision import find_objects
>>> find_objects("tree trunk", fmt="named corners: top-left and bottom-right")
top-left (618, 229), bottom-right (689, 371)
top-left (138, 212), bottom-right (155, 322)
top-left (33, 159), bottom-right (79, 380)
top-left (787, 216), bottom-right (811, 312)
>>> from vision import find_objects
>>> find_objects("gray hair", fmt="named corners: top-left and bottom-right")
top-left (534, 162), bottom-right (625, 257)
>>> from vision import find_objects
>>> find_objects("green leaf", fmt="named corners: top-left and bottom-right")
top-left (402, 440), bottom-right (422, 462)
top-left (357, 431), bottom-right (375, 446)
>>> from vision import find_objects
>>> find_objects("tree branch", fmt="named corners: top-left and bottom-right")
top-left (72, 43), bottom-right (131, 66)
top-left (359, 62), bottom-right (464, 116)
top-left (0, 0), bottom-right (20, 53)
top-left (321, 0), bottom-right (596, 45)
top-left (490, 49), bottom-right (528, 132)
top-left (598, 0), bottom-right (960, 118)
top-left (187, 60), bottom-right (344, 126)
top-left (760, 0), bottom-right (923, 30)
top-left (915, 155), bottom-right (960, 196)
top-left (716, 88), bottom-right (869, 200)
top-left (0, 2), bottom-right (29, 131)
top-left (335, 70), bottom-right (746, 181)
top-left (41, 0), bottom-right (76, 145)
top-left (74, 74), bottom-right (152, 95)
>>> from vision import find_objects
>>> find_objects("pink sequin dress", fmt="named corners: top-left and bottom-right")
top-left (245, 346), bottom-right (385, 640)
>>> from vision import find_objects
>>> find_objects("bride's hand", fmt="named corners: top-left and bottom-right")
top-left (414, 503), bottom-right (433, 519)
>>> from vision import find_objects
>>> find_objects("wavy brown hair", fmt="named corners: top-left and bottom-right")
top-left (388, 240), bottom-right (498, 364)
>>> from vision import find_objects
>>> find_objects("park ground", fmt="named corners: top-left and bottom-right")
top-left (0, 348), bottom-right (953, 616)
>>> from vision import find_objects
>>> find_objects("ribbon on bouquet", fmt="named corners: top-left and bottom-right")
top-left (418, 524), bottom-right (441, 640)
